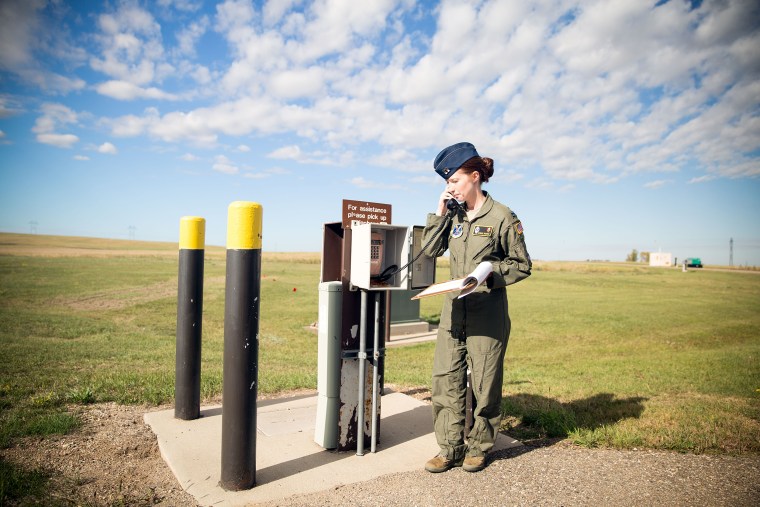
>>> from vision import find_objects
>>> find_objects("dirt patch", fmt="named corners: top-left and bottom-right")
top-left (1, 390), bottom-right (315, 506)
top-left (1, 403), bottom-right (196, 506)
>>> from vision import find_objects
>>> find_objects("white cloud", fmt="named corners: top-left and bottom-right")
top-left (263, 0), bottom-right (301, 26)
top-left (96, 80), bottom-right (178, 101)
top-left (0, 0), bottom-right (87, 93)
top-left (174, 16), bottom-right (209, 57)
top-left (180, 153), bottom-right (199, 161)
top-left (190, 64), bottom-right (213, 85)
top-left (90, 3), bottom-right (169, 87)
top-left (236, 144), bottom-right (250, 152)
top-left (644, 179), bottom-right (671, 189)
top-left (36, 133), bottom-right (79, 148)
top-left (364, 147), bottom-right (428, 174)
top-left (409, 174), bottom-right (441, 187)
top-left (32, 103), bottom-right (79, 148)
top-left (158, 0), bottom-right (203, 13)
top-left (265, 143), bottom-right (352, 165)
top-left (0, 0), bottom-right (43, 70)
top-left (73, 154), bottom-right (89, 161)
top-left (689, 175), bottom-right (715, 184)
top-left (212, 154), bottom-right (239, 174)
top-left (268, 144), bottom-right (302, 160)
top-left (268, 66), bottom-right (326, 98)
top-left (0, 96), bottom-right (22, 118)
top-left (294, 0), bottom-right (397, 62)
top-left (85, 0), bottom-right (758, 184)
top-left (498, 169), bottom-right (525, 184)
top-left (98, 142), bottom-right (118, 154)
top-left (242, 172), bottom-right (270, 179)
top-left (242, 166), bottom-right (290, 179)
top-left (350, 176), bottom-right (402, 190)
top-left (525, 177), bottom-right (556, 190)
top-left (17, 69), bottom-right (86, 94)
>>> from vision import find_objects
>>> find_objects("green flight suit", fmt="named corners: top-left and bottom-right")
top-left (422, 192), bottom-right (531, 460)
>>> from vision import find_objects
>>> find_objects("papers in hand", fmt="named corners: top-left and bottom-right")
top-left (411, 262), bottom-right (493, 300)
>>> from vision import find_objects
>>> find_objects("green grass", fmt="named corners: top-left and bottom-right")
top-left (498, 263), bottom-right (760, 452)
top-left (0, 235), bottom-right (758, 461)
top-left (0, 457), bottom-right (51, 506)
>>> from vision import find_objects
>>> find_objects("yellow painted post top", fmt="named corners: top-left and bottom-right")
top-left (179, 216), bottom-right (206, 250)
top-left (227, 201), bottom-right (263, 250)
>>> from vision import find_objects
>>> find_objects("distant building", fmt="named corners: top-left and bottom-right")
top-left (649, 252), bottom-right (673, 267)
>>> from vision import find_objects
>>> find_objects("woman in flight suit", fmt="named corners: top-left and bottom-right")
top-left (422, 142), bottom-right (531, 473)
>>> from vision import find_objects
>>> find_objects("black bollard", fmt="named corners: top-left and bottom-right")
top-left (220, 201), bottom-right (263, 491)
top-left (175, 216), bottom-right (205, 420)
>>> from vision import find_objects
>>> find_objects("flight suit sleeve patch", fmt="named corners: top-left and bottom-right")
top-left (515, 221), bottom-right (524, 235)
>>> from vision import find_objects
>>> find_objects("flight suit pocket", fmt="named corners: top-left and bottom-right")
top-left (465, 291), bottom-right (508, 339)
top-left (471, 237), bottom-right (496, 262)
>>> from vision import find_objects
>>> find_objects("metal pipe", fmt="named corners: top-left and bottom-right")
top-left (357, 290), bottom-right (367, 456)
top-left (220, 202), bottom-right (263, 491)
top-left (371, 292), bottom-right (380, 453)
top-left (175, 216), bottom-right (205, 420)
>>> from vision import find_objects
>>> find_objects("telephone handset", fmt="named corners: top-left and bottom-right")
top-left (446, 199), bottom-right (466, 212)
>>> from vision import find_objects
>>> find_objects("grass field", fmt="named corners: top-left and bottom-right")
top-left (1, 232), bottom-right (758, 462)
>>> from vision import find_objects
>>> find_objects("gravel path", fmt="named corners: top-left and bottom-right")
top-left (277, 444), bottom-right (760, 507)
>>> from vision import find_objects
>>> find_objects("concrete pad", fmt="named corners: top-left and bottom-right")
top-left (386, 331), bottom-right (437, 347)
top-left (389, 321), bottom-right (430, 337)
top-left (144, 392), bottom-right (521, 506)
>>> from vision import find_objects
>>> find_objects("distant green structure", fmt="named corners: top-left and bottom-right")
top-left (684, 257), bottom-right (703, 268)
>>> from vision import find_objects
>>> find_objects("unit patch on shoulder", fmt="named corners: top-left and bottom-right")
top-left (515, 221), bottom-right (524, 235)
top-left (472, 225), bottom-right (493, 237)
top-left (451, 224), bottom-right (464, 238)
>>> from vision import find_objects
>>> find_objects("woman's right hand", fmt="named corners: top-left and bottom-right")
top-left (436, 190), bottom-right (454, 216)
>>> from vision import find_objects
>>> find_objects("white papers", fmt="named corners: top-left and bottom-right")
top-left (411, 261), bottom-right (493, 300)
top-left (457, 261), bottom-right (493, 298)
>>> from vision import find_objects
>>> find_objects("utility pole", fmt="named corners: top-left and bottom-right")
top-left (128, 225), bottom-right (136, 240)
top-left (729, 237), bottom-right (734, 267)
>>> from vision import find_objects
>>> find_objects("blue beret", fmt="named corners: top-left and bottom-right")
top-left (434, 142), bottom-right (479, 179)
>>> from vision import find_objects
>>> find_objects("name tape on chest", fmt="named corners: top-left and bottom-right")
top-left (472, 225), bottom-right (493, 237)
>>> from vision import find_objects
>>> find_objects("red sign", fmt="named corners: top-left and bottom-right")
top-left (342, 199), bottom-right (392, 228)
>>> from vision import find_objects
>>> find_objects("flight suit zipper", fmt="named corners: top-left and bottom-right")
top-left (461, 219), bottom-right (471, 340)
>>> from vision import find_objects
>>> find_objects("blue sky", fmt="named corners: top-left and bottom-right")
top-left (1, 0), bottom-right (758, 265)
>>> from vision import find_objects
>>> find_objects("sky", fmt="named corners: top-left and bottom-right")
top-left (1, 0), bottom-right (759, 266)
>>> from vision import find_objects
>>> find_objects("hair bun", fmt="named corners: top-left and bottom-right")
top-left (482, 157), bottom-right (494, 181)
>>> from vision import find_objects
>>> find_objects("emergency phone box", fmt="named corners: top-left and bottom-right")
top-left (350, 223), bottom-right (435, 291)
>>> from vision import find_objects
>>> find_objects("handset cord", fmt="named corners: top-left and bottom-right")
top-left (372, 207), bottom-right (457, 283)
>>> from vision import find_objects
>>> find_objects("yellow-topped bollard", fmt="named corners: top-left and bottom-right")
top-left (226, 201), bottom-right (263, 250)
top-left (221, 202), bottom-right (263, 491)
top-left (175, 216), bottom-right (206, 421)
top-left (179, 216), bottom-right (206, 250)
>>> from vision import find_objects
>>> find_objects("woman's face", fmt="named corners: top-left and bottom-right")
top-left (445, 170), bottom-right (480, 203)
